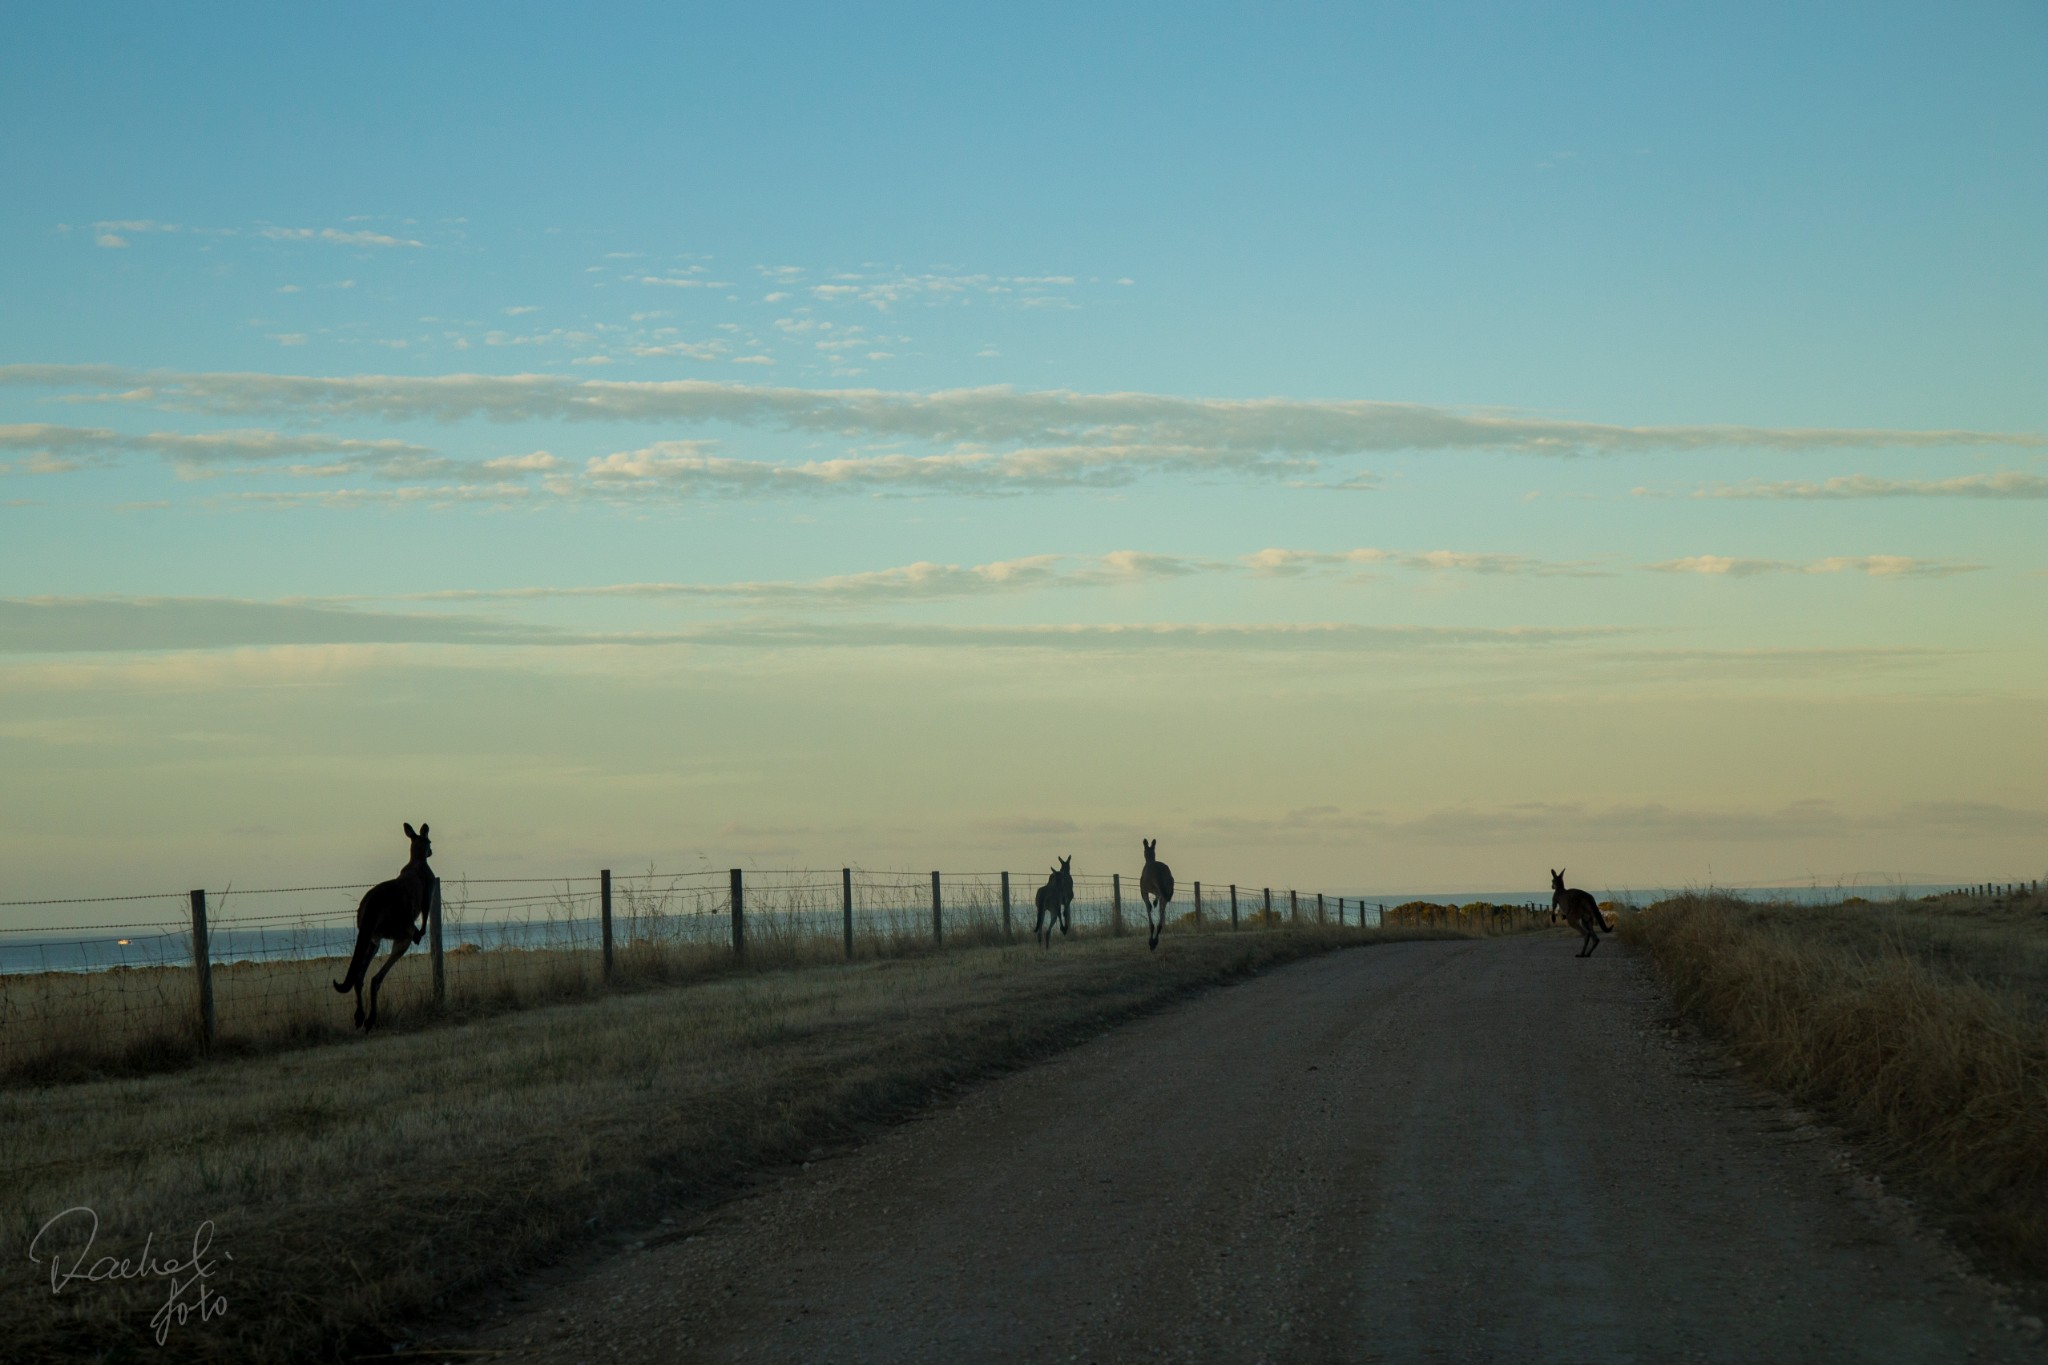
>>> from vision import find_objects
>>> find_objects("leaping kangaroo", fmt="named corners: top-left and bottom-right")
top-left (1139, 838), bottom-right (1174, 951)
top-left (1551, 868), bottom-right (1607, 957)
top-left (334, 822), bottom-right (436, 1030)
top-left (1034, 855), bottom-right (1074, 948)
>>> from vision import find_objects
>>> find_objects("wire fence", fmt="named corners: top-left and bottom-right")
top-left (19, 861), bottom-right (2018, 1086)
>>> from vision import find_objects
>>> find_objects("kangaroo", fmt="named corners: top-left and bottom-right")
top-left (1139, 838), bottom-right (1175, 951)
top-left (1034, 855), bottom-right (1074, 948)
top-left (1550, 868), bottom-right (1607, 958)
top-left (334, 823), bottom-right (436, 1030)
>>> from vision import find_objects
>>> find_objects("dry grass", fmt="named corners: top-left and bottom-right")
top-left (1, 923), bottom-right (1473, 1362)
top-left (1380, 900), bottom-right (1548, 933)
top-left (0, 882), bottom-right (1098, 1087)
top-left (1621, 889), bottom-right (2048, 1284)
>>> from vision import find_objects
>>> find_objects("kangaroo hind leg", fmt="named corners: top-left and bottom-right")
top-left (335, 928), bottom-right (379, 1026)
top-left (363, 935), bottom-right (413, 1032)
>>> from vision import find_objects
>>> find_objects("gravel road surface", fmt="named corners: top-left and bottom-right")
top-left (463, 934), bottom-right (2045, 1363)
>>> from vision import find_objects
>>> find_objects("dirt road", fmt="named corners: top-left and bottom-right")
top-left (465, 934), bottom-right (2043, 1363)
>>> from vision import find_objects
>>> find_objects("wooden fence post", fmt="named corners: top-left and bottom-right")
top-left (842, 868), bottom-right (854, 959)
top-left (189, 889), bottom-right (215, 1049)
top-left (931, 871), bottom-right (943, 946)
top-left (1112, 873), bottom-right (1123, 936)
top-left (1263, 887), bottom-right (1272, 927)
top-left (730, 868), bottom-right (746, 965)
top-left (1317, 892), bottom-right (1325, 924)
top-left (1230, 884), bottom-right (1238, 929)
top-left (1193, 881), bottom-right (1202, 926)
top-left (1290, 889), bottom-right (1298, 922)
top-left (431, 876), bottom-right (446, 1004)
top-left (598, 869), bottom-right (613, 987)
top-left (1001, 871), bottom-right (1011, 940)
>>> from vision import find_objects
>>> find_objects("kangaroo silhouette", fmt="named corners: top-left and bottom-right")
top-left (1139, 838), bottom-right (1174, 951)
top-left (1550, 868), bottom-right (1607, 957)
top-left (334, 823), bottom-right (436, 1030)
top-left (1033, 855), bottom-right (1074, 948)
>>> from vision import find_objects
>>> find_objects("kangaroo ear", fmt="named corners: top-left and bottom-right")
top-left (405, 822), bottom-right (417, 838)
top-left (419, 823), bottom-right (429, 837)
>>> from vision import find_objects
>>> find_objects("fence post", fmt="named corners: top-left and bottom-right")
top-left (1336, 896), bottom-right (1344, 927)
top-left (1230, 884), bottom-right (1238, 929)
top-left (599, 869), bottom-right (613, 987)
top-left (1112, 873), bottom-right (1123, 936)
top-left (730, 868), bottom-right (746, 966)
top-left (931, 871), bottom-right (943, 946)
top-left (431, 876), bottom-right (446, 1005)
top-left (1318, 892), bottom-right (1325, 924)
top-left (842, 868), bottom-right (854, 960)
top-left (1290, 889), bottom-right (1298, 922)
top-left (189, 889), bottom-right (215, 1049)
top-left (1001, 871), bottom-right (1011, 940)
top-left (1263, 887), bottom-right (1272, 927)
top-left (1193, 881), bottom-right (1202, 926)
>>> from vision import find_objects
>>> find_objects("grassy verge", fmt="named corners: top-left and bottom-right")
top-left (1621, 891), bottom-right (2048, 1285)
top-left (5, 882), bottom-right (1441, 1086)
top-left (1, 888), bottom-right (1039, 1087)
top-left (2, 924), bottom-right (1466, 1362)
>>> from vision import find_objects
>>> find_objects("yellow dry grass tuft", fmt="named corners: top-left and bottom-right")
top-left (1622, 890), bottom-right (2048, 1283)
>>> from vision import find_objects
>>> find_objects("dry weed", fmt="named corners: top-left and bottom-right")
top-left (1622, 892), bottom-right (2048, 1283)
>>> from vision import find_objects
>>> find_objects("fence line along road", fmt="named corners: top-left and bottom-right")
top-left (0, 864), bottom-right (2031, 1083)
top-left (0, 865), bottom-right (1581, 1075)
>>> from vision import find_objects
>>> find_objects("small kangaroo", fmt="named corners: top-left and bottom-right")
top-left (1139, 838), bottom-right (1175, 951)
top-left (1034, 855), bottom-right (1074, 948)
top-left (1551, 868), bottom-right (1607, 958)
top-left (334, 823), bottom-right (436, 1030)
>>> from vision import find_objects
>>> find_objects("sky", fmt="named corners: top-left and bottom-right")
top-left (2, 2), bottom-right (2044, 912)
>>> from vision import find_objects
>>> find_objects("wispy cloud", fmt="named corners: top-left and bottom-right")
top-left (794, 269), bottom-right (1079, 312)
top-left (0, 594), bottom-right (1632, 656)
top-left (386, 553), bottom-right (1205, 608)
top-left (637, 275), bottom-right (734, 290)
top-left (0, 597), bottom-right (553, 654)
top-left (647, 621), bottom-right (1631, 652)
top-left (401, 557), bottom-right (1065, 607)
top-left (1646, 554), bottom-right (1984, 578)
top-left (0, 422), bottom-right (444, 480)
top-left (579, 440), bottom-right (1315, 495)
top-left (258, 226), bottom-right (424, 249)
top-left (480, 450), bottom-right (562, 472)
top-left (82, 219), bottom-right (192, 248)
top-left (227, 483), bottom-right (543, 509)
top-left (5, 368), bottom-right (2032, 461)
top-left (67, 219), bottom-right (423, 250)
top-left (1243, 547), bottom-right (1604, 577)
top-left (1682, 472), bottom-right (2048, 500)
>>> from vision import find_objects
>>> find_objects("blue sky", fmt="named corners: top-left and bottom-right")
top-left (2, 3), bottom-right (2044, 906)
